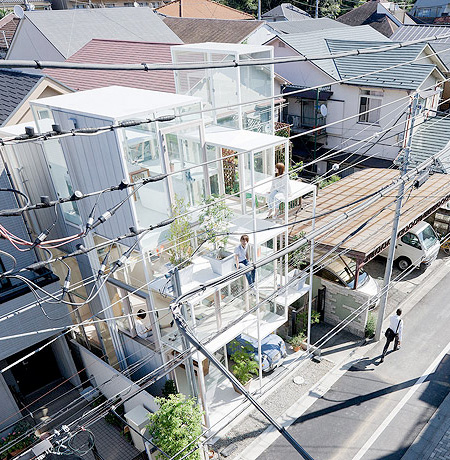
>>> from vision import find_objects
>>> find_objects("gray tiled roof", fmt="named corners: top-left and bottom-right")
top-left (278, 25), bottom-right (387, 78)
top-left (327, 39), bottom-right (436, 89)
top-left (269, 17), bottom-right (348, 34)
top-left (262, 3), bottom-right (310, 21)
top-left (23, 8), bottom-right (182, 59)
top-left (163, 17), bottom-right (264, 43)
top-left (408, 114), bottom-right (450, 173)
top-left (0, 69), bottom-right (42, 126)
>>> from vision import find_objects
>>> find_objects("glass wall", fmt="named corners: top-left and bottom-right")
top-left (44, 139), bottom-right (82, 226)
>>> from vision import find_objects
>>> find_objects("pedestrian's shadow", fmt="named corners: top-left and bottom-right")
top-left (348, 357), bottom-right (378, 372)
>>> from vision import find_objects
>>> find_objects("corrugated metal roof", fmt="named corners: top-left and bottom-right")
top-left (408, 114), bottom-right (450, 172)
top-left (262, 3), bottom-right (310, 21)
top-left (163, 17), bottom-right (264, 43)
top-left (45, 39), bottom-right (176, 93)
top-left (327, 39), bottom-right (436, 89)
top-left (269, 17), bottom-right (348, 34)
top-left (290, 168), bottom-right (450, 262)
top-left (278, 25), bottom-right (390, 79)
top-left (24, 8), bottom-right (182, 59)
top-left (156, 0), bottom-right (253, 19)
top-left (0, 69), bottom-right (42, 126)
top-left (391, 24), bottom-right (450, 42)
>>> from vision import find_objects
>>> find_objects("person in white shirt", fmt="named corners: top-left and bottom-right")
top-left (381, 308), bottom-right (403, 362)
top-left (234, 234), bottom-right (255, 287)
top-left (266, 163), bottom-right (291, 220)
top-left (135, 309), bottom-right (152, 339)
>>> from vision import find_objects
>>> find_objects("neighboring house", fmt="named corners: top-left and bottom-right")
top-left (6, 8), bottom-right (181, 62)
top-left (52, 0), bottom-right (164, 8)
top-left (261, 2), bottom-right (311, 22)
top-left (0, 0), bottom-right (51, 10)
top-left (155, 0), bottom-right (254, 19)
top-left (163, 17), bottom-right (265, 43)
top-left (410, 0), bottom-right (450, 21)
top-left (0, 156), bottom-right (78, 431)
top-left (0, 14), bottom-right (20, 58)
top-left (0, 69), bottom-right (72, 127)
top-left (44, 39), bottom-right (177, 92)
top-left (2, 42), bottom-right (318, 436)
top-left (265, 25), bottom-right (446, 171)
top-left (337, 0), bottom-right (419, 38)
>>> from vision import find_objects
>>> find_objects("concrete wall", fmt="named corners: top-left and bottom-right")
top-left (51, 336), bottom-right (82, 387)
top-left (73, 340), bottom-right (159, 414)
top-left (319, 279), bottom-right (369, 338)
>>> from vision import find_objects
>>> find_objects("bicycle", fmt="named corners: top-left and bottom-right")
top-left (441, 240), bottom-right (450, 255)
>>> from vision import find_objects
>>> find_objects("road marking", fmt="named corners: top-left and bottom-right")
top-left (351, 339), bottom-right (450, 460)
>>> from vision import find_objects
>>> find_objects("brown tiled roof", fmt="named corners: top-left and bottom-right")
top-left (163, 17), bottom-right (263, 43)
top-left (0, 14), bottom-right (19, 52)
top-left (156, 0), bottom-right (254, 19)
top-left (44, 39), bottom-right (177, 93)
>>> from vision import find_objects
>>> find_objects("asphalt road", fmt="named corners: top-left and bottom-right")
top-left (257, 268), bottom-right (450, 460)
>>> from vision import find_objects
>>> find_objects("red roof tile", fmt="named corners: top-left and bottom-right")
top-left (45, 39), bottom-right (177, 93)
top-left (156, 0), bottom-right (254, 20)
top-left (0, 14), bottom-right (19, 52)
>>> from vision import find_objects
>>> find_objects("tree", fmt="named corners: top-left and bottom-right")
top-left (0, 9), bottom-right (10, 19)
top-left (147, 394), bottom-right (203, 460)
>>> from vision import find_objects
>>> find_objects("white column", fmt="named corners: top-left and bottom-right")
top-left (284, 141), bottom-right (289, 323)
top-left (196, 351), bottom-right (211, 429)
top-left (250, 149), bottom-right (263, 392)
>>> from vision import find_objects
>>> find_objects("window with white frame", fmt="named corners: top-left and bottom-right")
top-left (358, 90), bottom-right (383, 124)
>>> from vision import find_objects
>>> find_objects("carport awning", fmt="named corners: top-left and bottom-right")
top-left (290, 168), bottom-right (450, 263)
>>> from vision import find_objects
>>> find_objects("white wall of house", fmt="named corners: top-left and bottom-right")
top-left (7, 17), bottom-right (64, 63)
top-left (0, 374), bottom-right (21, 432)
top-left (51, 336), bottom-right (82, 387)
top-left (325, 84), bottom-right (409, 162)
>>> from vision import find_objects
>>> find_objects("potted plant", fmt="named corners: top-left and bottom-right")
top-left (167, 196), bottom-right (194, 285)
top-left (289, 332), bottom-right (306, 352)
top-left (147, 394), bottom-right (203, 460)
top-left (198, 195), bottom-right (234, 275)
top-left (228, 340), bottom-right (258, 393)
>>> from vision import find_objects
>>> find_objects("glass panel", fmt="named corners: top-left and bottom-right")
top-left (44, 139), bottom-right (81, 225)
top-left (97, 320), bottom-right (119, 369)
top-left (106, 283), bottom-right (132, 333)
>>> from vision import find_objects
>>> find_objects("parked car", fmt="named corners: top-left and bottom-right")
top-left (227, 333), bottom-right (287, 373)
top-left (379, 221), bottom-right (440, 270)
top-left (315, 253), bottom-right (380, 308)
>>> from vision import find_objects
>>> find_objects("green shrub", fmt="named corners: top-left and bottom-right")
top-left (365, 312), bottom-right (376, 338)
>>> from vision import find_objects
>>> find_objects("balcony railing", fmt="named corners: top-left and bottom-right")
top-left (285, 114), bottom-right (326, 133)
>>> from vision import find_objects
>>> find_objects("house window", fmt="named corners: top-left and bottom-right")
top-left (358, 90), bottom-right (383, 124)
top-left (417, 8), bottom-right (431, 16)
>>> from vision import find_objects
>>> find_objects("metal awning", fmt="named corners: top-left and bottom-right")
top-left (282, 85), bottom-right (333, 101)
top-left (290, 168), bottom-right (450, 263)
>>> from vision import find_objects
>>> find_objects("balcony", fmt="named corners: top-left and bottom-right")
top-left (285, 114), bottom-right (327, 136)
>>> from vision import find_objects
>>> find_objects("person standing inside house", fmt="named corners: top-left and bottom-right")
top-left (381, 308), bottom-right (403, 363)
top-left (266, 162), bottom-right (290, 219)
top-left (135, 309), bottom-right (152, 339)
top-left (234, 234), bottom-right (255, 288)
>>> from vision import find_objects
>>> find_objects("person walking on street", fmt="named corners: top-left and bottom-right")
top-left (381, 308), bottom-right (403, 363)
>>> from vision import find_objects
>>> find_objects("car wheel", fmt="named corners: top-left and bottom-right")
top-left (397, 257), bottom-right (412, 271)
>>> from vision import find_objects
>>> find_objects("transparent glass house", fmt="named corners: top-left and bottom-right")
top-left (27, 43), bottom-right (316, 433)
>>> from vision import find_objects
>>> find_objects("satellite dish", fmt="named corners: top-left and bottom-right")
top-left (14, 5), bottom-right (24, 18)
top-left (133, 1), bottom-right (140, 6)
top-left (320, 104), bottom-right (328, 117)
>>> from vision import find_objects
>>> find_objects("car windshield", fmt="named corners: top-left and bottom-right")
top-left (419, 225), bottom-right (438, 250)
top-left (325, 255), bottom-right (368, 289)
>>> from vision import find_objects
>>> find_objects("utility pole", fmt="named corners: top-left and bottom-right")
top-left (171, 267), bottom-right (198, 399)
top-left (375, 93), bottom-right (420, 341)
top-left (315, 0), bottom-right (319, 18)
top-left (258, 0), bottom-right (261, 20)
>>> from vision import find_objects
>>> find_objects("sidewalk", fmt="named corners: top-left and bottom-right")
top-left (401, 392), bottom-right (450, 460)
top-left (213, 253), bottom-right (450, 459)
